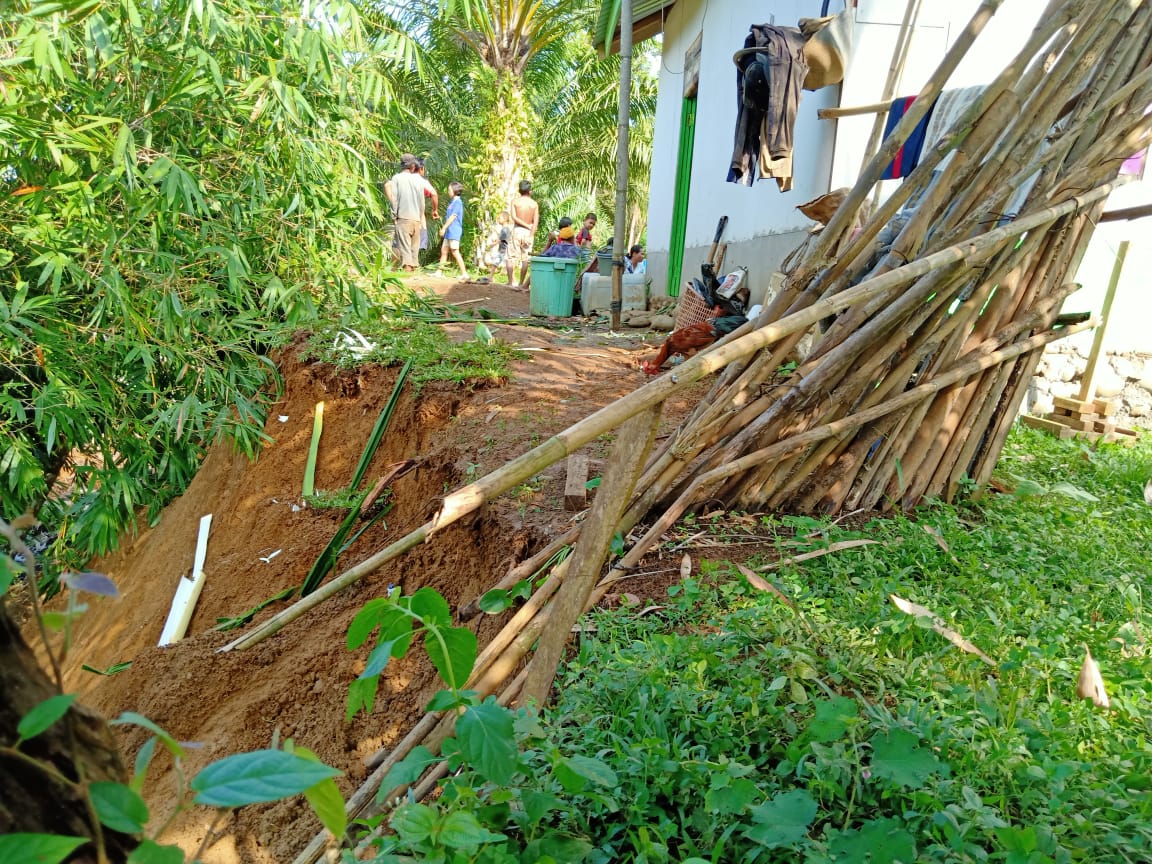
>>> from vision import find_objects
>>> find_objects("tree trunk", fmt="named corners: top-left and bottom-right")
top-left (0, 599), bottom-right (136, 862)
top-left (472, 74), bottom-right (532, 249)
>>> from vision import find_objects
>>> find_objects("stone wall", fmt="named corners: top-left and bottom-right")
top-left (1025, 343), bottom-right (1152, 427)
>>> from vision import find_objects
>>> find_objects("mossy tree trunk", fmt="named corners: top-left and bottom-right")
top-left (0, 600), bottom-right (136, 861)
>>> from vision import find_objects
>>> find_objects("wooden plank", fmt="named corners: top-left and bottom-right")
top-left (564, 454), bottom-right (589, 511)
top-left (1045, 413), bottom-right (1095, 432)
top-left (683, 32), bottom-right (702, 99)
top-left (1021, 414), bottom-right (1077, 438)
top-left (1053, 396), bottom-right (1098, 414)
top-left (1093, 398), bottom-right (1118, 417)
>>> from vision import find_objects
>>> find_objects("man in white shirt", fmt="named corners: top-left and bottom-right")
top-left (386, 154), bottom-right (439, 271)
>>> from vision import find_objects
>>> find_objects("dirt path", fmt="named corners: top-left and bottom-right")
top-left (45, 284), bottom-right (705, 862)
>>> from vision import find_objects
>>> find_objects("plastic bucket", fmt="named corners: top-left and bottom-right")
top-left (529, 256), bottom-right (580, 316)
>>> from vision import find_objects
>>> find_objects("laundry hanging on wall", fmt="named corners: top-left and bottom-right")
top-left (728, 24), bottom-right (810, 192)
top-left (879, 95), bottom-right (935, 180)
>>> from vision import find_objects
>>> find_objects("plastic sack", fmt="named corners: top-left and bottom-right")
top-left (800, 0), bottom-right (855, 91)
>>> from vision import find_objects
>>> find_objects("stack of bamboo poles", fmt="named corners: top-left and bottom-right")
top-left (260, 2), bottom-right (1152, 860)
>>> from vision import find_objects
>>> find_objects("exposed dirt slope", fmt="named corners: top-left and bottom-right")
top-left (54, 310), bottom-right (701, 862)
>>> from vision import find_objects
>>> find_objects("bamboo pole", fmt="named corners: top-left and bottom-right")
top-left (519, 407), bottom-right (659, 707)
top-left (1076, 240), bottom-right (1128, 402)
top-left (859, 0), bottom-right (923, 178)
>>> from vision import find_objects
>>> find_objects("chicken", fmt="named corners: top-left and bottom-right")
top-left (641, 321), bottom-right (719, 375)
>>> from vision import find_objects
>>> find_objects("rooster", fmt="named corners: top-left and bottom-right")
top-left (641, 321), bottom-right (720, 375)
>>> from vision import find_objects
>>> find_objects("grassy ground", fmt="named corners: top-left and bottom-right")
top-left (373, 427), bottom-right (1152, 864)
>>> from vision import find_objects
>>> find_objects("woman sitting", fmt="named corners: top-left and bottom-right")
top-left (540, 218), bottom-right (582, 259)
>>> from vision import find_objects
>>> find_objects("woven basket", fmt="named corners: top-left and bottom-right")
top-left (675, 287), bottom-right (715, 329)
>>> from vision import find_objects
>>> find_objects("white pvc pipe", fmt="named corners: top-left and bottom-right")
top-left (158, 513), bottom-right (212, 646)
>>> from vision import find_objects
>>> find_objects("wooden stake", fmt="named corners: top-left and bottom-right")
top-left (1076, 240), bottom-right (1127, 401)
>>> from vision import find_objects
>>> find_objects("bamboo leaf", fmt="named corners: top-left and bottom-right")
top-left (891, 594), bottom-right (994, 665)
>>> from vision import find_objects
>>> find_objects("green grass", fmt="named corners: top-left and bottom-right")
top-left (527, 427), bottom-right (1152, 862)
top-left (360, 427), bottom-right (1152, 864)
top-left (307, 317), bottom-right (523, 386)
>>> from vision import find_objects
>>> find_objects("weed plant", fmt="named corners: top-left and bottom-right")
top-left (369, 428), bottom-right (1152, 863)
top-left (308, 317), bottom-right (523, 387)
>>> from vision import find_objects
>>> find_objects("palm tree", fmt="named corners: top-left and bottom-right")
top-left (396, 0), bottom-right (596, 232)
top-left (536, 42), bottom-right (658, 248)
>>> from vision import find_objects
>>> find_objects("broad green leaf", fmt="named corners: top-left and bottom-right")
top-left (995, 825), bottom-right (1039, 853)
top-left (805, 696), bottom-right (859, 743)
top-left (1013, 478), bottom-right (1049, 497)
top-left (424, 626), bottom-right (477, 690)
top-left (391, 802), bottom-right (436, 844)
top-left (705, 777), bottom-right (760, 815)
top-left (89, 781), bottom-right (149, 834)
top-left (17, 694), bottom-right (77, 744)
top-left (132, 737), bottom-right (158, 794)
top-left (478, 588), bottom-right (511, 614)
top-left (359, 638), bottom-right (399, 680)
top-left (304, 778), bottom-right (347, 839)
top-left (0, 554), bottom-right (16, 597)
top-left (457, 700), bottom-right (518, 785)
top-left (828, 818), bottom-right (917, 864)
top-left (190, 749), bottom-right (341, 807)
top-left (438, 810), bottom-right (506, 850)
top-left (290, 745), bottom-right (347, 838)
top-left (524, 836), bottom-right (595, 863)
top-left (869, 729), bottom-right (946, 789)
top-left (409, 586), bottom-right (452, 627)
top-left (746, 789), bottom-right (818, 848)
top-left (521, 790), bottom-right (564, 824)
top-left (426, 689), bottom-right (478, 711)
top-left (60, 570), bottom-right (120, 597)
top-left (346, 676), bottom-right (379, 721)
top-left (346, 597), bottom-right (391, 650)
top-left (111, 712), bottom-right (184, 757)
top-left (0, 834), bottom-right (87, 864)
top-left (1050, 481), bottom-right (1099, 502)
top-left (555, 755), bottom-right (618, 793)
top-left (379, 745), bottom-right (441, 798)
top-left (127, 839), bottom-right (185, 864)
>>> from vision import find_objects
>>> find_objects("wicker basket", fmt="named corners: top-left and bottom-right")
top-left (674, 287), bottom-right (715, 329)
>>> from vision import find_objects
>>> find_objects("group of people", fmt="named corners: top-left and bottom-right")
top-left (384, 153), bottom-right (646, 289)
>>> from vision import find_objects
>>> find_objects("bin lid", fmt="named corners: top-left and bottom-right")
top-left (530, 256), bottom-right (580, 268)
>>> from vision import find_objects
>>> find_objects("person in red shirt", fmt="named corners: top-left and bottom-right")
top-left (576, 212), bottom-right (596, 249)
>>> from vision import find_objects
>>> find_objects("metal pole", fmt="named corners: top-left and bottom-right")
top-left (611, 0), bottom-right (633, 330)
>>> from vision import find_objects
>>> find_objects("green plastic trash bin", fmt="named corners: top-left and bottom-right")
top-left (529, 256), bottom-right (581, 316)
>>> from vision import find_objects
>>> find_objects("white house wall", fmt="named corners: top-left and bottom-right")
top-left (645, 0), bottom-right (1104, 305)
top-left (647, 0), bottom-right (841, 302)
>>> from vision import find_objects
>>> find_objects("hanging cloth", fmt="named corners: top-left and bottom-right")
top-left (880, 95), bottom-right (935, 180)
top-left (728, 25), bottom-right (809, 191)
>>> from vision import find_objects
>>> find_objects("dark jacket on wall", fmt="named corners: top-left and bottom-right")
top-left (728, 24), bottom-right (809, 192)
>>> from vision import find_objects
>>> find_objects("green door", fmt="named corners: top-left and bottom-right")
top-left (666, 95), bottom-right (697, 297)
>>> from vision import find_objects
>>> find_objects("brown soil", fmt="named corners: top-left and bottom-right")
top-left (47, 279), bottom-right (710, 863)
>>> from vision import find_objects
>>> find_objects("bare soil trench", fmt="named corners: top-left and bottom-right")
top-left (43, 280), bottom-right (720, 862)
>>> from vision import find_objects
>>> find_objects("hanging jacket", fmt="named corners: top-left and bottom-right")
top-left (728, 25), bottom-right (809, 191)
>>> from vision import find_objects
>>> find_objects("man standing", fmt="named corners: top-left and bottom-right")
top-left (386, 154), bottom-right (438, 272)
top-left (508, 180), bottom-right (539, 289)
